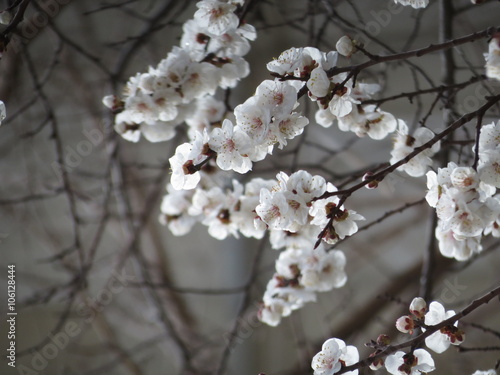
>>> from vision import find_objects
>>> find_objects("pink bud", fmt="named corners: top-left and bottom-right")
top-left (396, 315), bottom-right (415, 334)
top-left (363, 172), bottom-right (379, 189)
top-left (376, 334), bottom-right (391, 346)
top-left (409, 297), bottom-right (427, 319)
top-left (369, 356), bottom-right (384, 370)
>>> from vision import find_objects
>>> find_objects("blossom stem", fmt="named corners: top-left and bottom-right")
top-left (327, 27), bottom-right (500, 77)
top-left (338, 283), bottom-right (500, 374)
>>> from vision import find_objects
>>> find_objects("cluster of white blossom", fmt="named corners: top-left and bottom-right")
top-left (159, 172), bottom-right (273, 239)
top-left (99, 1), bottom-right (500, 371)
top-left (170, 46), bottom-right (349, 191)
top-left (310, 297), bottom-right (468, 375)
top-left (394, 0), bottom-right (429, 8)
top-left (119, 2), bottom-right (497, 366)
top-left (161, 169), bottom-right (365, 243)
top-left (294, 48), bottom-right (398, 139)
top-left (256, 171), bottom-right (364, 242)
top-left (396, 297), bottom-right (464, 354)
top-left (103, 0), bottom-right (255, 143)
top-left (387, 297), bottom-right (470, 374)
top-left (259, 245), bottom-right (348, 327)
top-left (160, 169), bottom-right (363, 325)
top-left (211, 79), bottom-right (308, 171)
top-left (168, 41), bottom-right (443, 191)
top-left (296, 42), bottom-right (439, 178)
top-left (426, 160), bottom-right (500, 261)
top-left (255, 171), bottom-right (366, 325)
top-left (168, 77), bottom-right (309, 190)
top-left (485, 34), bottom-right (500, 81)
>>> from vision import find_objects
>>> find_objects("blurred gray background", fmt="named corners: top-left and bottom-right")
top-left (0, 0), bottom-right (499, 374)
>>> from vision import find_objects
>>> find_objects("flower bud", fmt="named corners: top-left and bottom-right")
top-left (102, 95), bottom-right (124, 113)
top-left (0, 11), bottom-right (12, 25)
top-left (409, 297), bottom-right (427, 319)
top-left (362, 172), bottom-right (379, 189)
top-left (376, 334), bottom-right (391, 346)
top-left (369, 353), bottom-right (384, 370)
top-left (396, 315), bottom-right (415, 334)
top-left (336, 36), bottom-right (356, 58)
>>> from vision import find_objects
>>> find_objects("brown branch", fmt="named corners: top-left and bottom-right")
top-left (338, 283), bottom-right (500, 374)
top-left (361, 75), bottom-right (486, 107)
top-left (327, 26), bottom-right (499, 77)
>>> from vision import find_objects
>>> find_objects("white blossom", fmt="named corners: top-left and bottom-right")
top-left (274, 112), bottom-right (309, 148)
top-left (471, 370), bottom-right (497, 375)
top-left (255, 80), bottom-right (298, 118)
top-left (311, 338), bottom-right (359, 375)
top-left (338, 104), bottom-right (397, 140)
top-left (315, 107), bottom-right (337, 128)
top-left (169, 143), bottom-right (203, 190)
top-left (255, 188), bottom-right (289, 230)
top-left (258, 299), bottom-right (289, 327)
top-left (0, 100), bottom-right (6, 125)
top-left (106, 0), bottom-right (255, 143)
top-left (478, 120), bottom-right (500, 151)
top-left (484, 216), bottom-right (500, 237)
top-left (234, 97), bottom-right (272, 143)
top-left (232, 178), bottom-right (276, 239)
top-left (485, 34), bottom-right (500, 81)
top-left (477, 120), bottom-right (500, 187)
top-left (300, 247), bottom-right (347, 291)
top-left (435, 227), bottom-right (483, 261)
top-left (390, 120), bottom-right (440, 177)
top-left (267, 47), bottom-right (337, 78)
top-left (209, 119), bottom-right (253, 173)
top-left (424, 301), bottom-right (463, 353)
top-left (394, 0), bottom-right (429, 8)
top-left (259, 243), bottom-right (347, 326)
top-left (159, 185), bottom-right (197, 236)
top-left (218, 55), bottom-right (251, 88)
top-left (269, 223), bottom-right (321, 251)
top-left (385, 349), bottom-right (435, 375)
top-left (426, 162), bottom-right (500, 260)
top-left (266, 47), bottom-right (305, 76)
top-left (310, 196), bottom-right (365, 244)
top-left (329, 86), bottom-right (358, 118)
top-left (193, 0), bottom-right (239, 36)
top-left (308, 67), bottom-right (331, 98)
